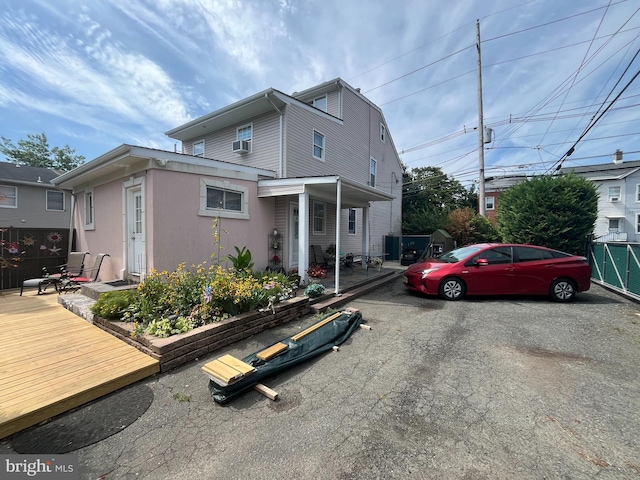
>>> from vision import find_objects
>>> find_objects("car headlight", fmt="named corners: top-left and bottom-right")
top-left (419, 267), bottom-right (441, 278)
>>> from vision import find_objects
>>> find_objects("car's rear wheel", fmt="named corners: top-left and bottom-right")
top-left (550, 278), bottom-right (576, 302)
top-left (439, 277), bottom-right (466, 301)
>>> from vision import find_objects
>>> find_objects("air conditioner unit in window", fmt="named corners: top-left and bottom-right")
top-left (232, 140), bottom-right (249, 154)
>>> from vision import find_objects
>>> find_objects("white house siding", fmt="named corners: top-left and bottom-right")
top-left (626, 176), bottom-right (640, 242)
top-left (184, 111), bottom-right (282, 173)
top-left (594, 180), bottom-right (626, 238)
top-left (591, 175), bottom-right (640, 242)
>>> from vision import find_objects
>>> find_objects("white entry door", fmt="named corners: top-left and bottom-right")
top-left (289, 202), bottom-right (299, 266)
top-left (127, 188), bottom-right (145, 275)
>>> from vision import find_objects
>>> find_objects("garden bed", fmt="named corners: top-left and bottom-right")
top-left (93, 296), bottom-right (311, 372)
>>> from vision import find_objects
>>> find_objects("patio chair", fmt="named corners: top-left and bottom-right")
top-left (20, 252), bottom-right (89, 296)
top-left (42, 252), bottom-right (89, 279)
top-left (58, 254), bottom-right (110, 293)
top-left (312, 244), bottom-right (335, 270)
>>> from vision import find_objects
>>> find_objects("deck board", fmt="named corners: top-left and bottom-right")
top-left (0, 290), bottom-right (159, 439)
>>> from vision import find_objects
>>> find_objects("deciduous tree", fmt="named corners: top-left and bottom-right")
top-left (0, 133), bottom-right (84, 171)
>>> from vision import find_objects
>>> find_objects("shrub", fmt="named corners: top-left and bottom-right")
top-left (90, 289), bottom-right (139, 320)
top-left (305, 283), bottom-right (326, 298)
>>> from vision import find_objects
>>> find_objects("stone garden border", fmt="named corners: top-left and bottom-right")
top-left (93, 296), bottom-right (311, 372)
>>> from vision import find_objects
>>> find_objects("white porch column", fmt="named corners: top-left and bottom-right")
top-left (334, 178), bottom-right (342, 295)
top-left (298, 191), bottom-right (310, 285)
top-left (361, 205), bottom-right (370, 270)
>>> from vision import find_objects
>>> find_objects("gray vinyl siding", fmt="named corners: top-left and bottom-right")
top-left (326, 90), bottom-right (341, 118)
top-left (0, 184), bottom-right (71, 229)
top-left (184, 111), bottom-right (282, 173)
top-left (286, 87), bottom-right (403, 248)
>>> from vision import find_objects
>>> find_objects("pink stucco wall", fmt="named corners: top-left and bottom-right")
top-left (73, 175), bottom-right (136, 282)
top-left (72, 167), bottom-right (278, 281)
top-left (146, 169), bottom-right (276, 273)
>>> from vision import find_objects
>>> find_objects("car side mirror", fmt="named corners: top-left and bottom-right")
top-left (476, 258), bottom-right (489, 266)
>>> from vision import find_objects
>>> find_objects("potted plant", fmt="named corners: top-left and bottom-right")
top-left (288, 268), bottom-right (301, 289)
top-left (373, 257), bottom-right (383, 271)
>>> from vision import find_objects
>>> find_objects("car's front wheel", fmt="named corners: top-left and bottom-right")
top-left (550, 278), bottom-right (576, 302)
top-left (439, 277), bottom-right (466, 301)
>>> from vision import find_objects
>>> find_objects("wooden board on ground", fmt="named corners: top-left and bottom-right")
top-left (291, 311), bottom-right (343, 342)
top-left (217, 354), bottom-right (256, 376)
top-left (256, 342), bottom-right (288, 361)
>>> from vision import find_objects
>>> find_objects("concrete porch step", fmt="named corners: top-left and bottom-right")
top-left (309, 270), bottom-right (404, 313)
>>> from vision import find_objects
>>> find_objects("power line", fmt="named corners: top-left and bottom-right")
top-left (546, 54), bottom-right (640, 173)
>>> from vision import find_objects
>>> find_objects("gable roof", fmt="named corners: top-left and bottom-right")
top-left (560, 160), bottom-right (640, 181)
top-left (164, 78), bottom-right (378, 143)
top-left (0, 161), bottom-right (61, 186)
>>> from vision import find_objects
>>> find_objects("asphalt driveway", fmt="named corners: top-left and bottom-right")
top-left (3, 279), bottom-right (640, 479)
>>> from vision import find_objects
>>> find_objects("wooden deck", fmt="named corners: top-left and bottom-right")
top-left (0, 290), bottom-right (159, 439)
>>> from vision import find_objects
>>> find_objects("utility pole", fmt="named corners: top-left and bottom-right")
top-left (476, 19), bottom-right (486, 216)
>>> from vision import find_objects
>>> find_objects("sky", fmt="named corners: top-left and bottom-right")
top-left (0, 0), bottom-right (639, 188)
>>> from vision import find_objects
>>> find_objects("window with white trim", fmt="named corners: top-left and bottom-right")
top-left (608, 186), bottom-right (621, 202)
top-left (608, 218), bottom-right (620, 230)
top-left (199, 178), bottom-right (249, 220)
top-left (485, 196), bottom-right (495, 210)
top-left (380, 123), bottom-right (386, 143)
top-left (193, 141), bottom-right (204, 157)
top-left (0, 185), bottom-right (17, 208)
top-left (46, 190), bottom-right (64, 211)
top-left (636, 214), bottom-right (640, 234)
top-left (370, 158), bottom-right (377, 187)
top-left (313, 201), bottom-right (326, 234)
top-left (313, 130), bottom-right (325, 160)
top-left (85, 189), bottom-right (94, 229)
top-left (237, 124), bottom-right (252, 152)
top-left (348, 209), bottom-right (356, 235)
top-left (312, 95), bottom-right (327, 112)
top-left (636, 184), bottom-right (640, 202)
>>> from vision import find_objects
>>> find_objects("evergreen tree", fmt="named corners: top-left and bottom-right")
top-left (497, 174), bottom-right (597, 255)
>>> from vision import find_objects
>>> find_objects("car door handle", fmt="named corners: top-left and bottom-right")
top-left (545, 264), bottom-right (555, 268)
top-left (505, 267), bottom-right (515, 272)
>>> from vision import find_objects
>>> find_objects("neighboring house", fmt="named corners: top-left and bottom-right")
top-left (0, 162), bottom-right (73, 289)
top-left (482, 174), bottom-right (530, 225)
top-left (0, 161), bottom-right (71, 229)
top-left (561, 157), bottom-right (640, 242)
top-left (52, 78), bottom-right (403, 289)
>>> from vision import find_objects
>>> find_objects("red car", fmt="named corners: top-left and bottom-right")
top-left (403, 243), bottom-right (591, 302)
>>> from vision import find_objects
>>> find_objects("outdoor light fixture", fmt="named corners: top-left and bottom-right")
top-left (273, 229), bottom-right (278, 236)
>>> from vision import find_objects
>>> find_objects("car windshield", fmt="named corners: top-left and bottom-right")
top-left (439, 245), bottom-right (483, 263)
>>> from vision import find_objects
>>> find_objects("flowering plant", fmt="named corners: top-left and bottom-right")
top-left (373, 257), bottom-right (383, 265)
top-left (307, 265), bottom-right (327, 278)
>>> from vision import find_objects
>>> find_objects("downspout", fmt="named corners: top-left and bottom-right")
top-left (265, 93), bottom-right (284, 178)
top-left (335, 177), bottom-right (341, 295)
top-left (68, 191), bottom-right (76, 256)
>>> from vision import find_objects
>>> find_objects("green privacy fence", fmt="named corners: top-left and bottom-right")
top-left (589, 241), bottom-right (640, 300)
